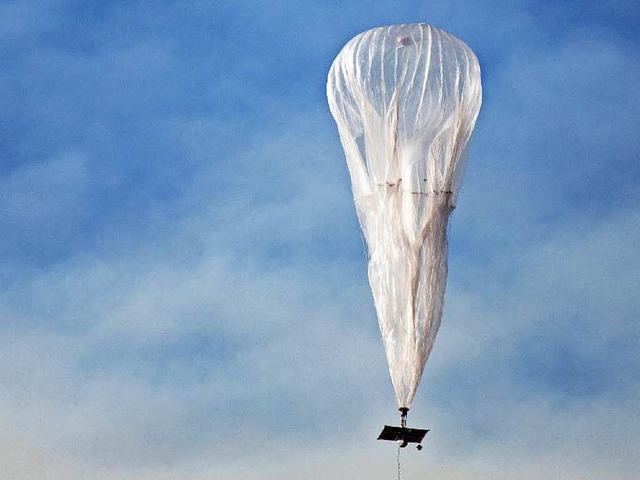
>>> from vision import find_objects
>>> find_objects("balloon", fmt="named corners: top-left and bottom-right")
top-left (327, 24), bottom-right (482, 409)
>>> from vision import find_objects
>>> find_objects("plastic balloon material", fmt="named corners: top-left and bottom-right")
top-left (327, 24), bottom-right (482, 409)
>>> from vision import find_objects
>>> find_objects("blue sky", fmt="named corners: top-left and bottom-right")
top-left (1, 0), bottom-right (639, 478)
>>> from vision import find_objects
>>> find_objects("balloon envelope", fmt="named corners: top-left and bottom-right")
top-left (327, 24), bottom-right (482, 408)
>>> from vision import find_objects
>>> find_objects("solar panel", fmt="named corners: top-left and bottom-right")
top-left (377, 425), bottom-right (429, 444)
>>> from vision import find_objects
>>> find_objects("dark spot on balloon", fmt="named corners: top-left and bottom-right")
top-left (397, 36), bottom-right (412, 47)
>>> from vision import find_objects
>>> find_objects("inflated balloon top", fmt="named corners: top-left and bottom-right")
top-left (327, 24), bottom-right (482, 410)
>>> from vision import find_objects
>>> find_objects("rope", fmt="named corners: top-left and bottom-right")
top-left (397, 408), bottom-right (406, 480)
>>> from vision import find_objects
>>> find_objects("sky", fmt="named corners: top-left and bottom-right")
top-left (1, 0), bottom-right (639, 478)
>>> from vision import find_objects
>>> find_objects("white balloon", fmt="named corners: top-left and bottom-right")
top-left (327, 24), bottom-right (482, 409)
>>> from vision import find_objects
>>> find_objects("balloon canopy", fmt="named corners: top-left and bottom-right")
top-left (327, 24), bottom-right (482, 409)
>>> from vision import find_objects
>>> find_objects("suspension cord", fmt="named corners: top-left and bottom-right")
top-left (397, 407), bottom-right (407, 480)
